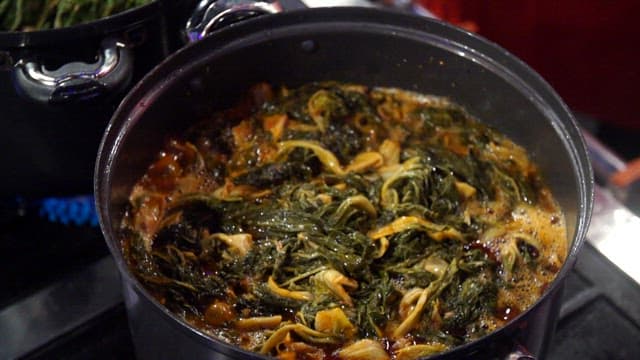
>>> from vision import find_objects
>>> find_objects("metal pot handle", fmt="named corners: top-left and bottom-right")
top-left (185, 0), bottom-right (283, 42)
top-left (12, 37), bottom-right (133, 104)
top-left (504, 344), bottom-right (536, 360)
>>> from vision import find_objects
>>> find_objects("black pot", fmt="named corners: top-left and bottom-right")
top-left (95, 7), bottom-right (593, 360)
top-left (0, 0), bottom-right (196, 197)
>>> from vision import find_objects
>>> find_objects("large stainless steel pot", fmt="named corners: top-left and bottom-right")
top-left (95, 7), bottom-right (593, 359)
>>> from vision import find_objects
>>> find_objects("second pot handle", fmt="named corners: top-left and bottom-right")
top-left (185, 0), bottom-right (282, 42)
top-left (504, 344), bottom-right (536, 360)
top-left (13, 38), bottom-right (133, 104)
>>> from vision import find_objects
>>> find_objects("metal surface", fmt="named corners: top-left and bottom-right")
top-left (14, 38), bottom-right (133, 103)
top-left (0, 256), bottom-right (122, 359)
top-left (20, 42), bottom-right (121, 86)
top-left (587, 185), bottom-right (640, 284)
top-left (581, 127), bottom-right (640, 284)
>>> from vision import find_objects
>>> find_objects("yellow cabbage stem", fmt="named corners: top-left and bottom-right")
top-left (379, 157), bottom-right (423, 207)
top-left (207, 233), bottom-right (253, 257)
top-left (344, 151), bottom-right (384, 173)
top-left (267, 276), bottom-right (314, 301)
top-left (335, 195), bottom-right (378, 219)
top-left (454, 180), bottom-right (476, 199)
top-left (314, 308), bottom-right (356, 339)
top-left (338, 339), bottom-right (390, 360)
top-left (367, 216), bottom-right (462, 242)
top-left (398, 288), bottom-right (424, 320)
top-left (312, 269), bottom-right (358, 306)
top-left (213, 179), bottom-right (262, 201)
top-left (394, 343), bottom-right (449, 360)
top-left (307, 89), bottom-right (332, 132)
top-left (260, 324), bottom-right (299, 354)
top-left (333, 182), bottom-right (348, 191)
top-left (261, 324), bottom-right (338, 354)
top-left (281, 266), bottom-right (328, 287)
top-left (376, 163), bottom-right (402, 181)
top-left (372, 236), bottom-right (390, 259)
top-left (286, 120), bottom-right (322, 132)
top-left (500, 238), bottom-right (519, 279)
top-left (430, 298), bottom-right (443, 326)
top-left (393, 287), bottom-right (430, 339)
top-left (291, 324), bottom-right (340, 345)
top-left (422, 255), bottom-right (449, 277)
top-left (393, 260), bottom-right (458, 339)
top-left (278, 140), bottom-right (345, 175)
top-left (235, 315), bottom-right (282, 331)
top-left (316, 193), bottom-right (332, 205)
top-left (480, 219), bottom-right (543, 279)
top-left (379, 139), bottom-right (401, 165)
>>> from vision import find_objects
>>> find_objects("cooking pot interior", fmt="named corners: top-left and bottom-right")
top-left (106, 13), bottom-right (587, 249)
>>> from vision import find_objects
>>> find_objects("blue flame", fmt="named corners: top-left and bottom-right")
top-left (39, 196), bottom-right (98, 227)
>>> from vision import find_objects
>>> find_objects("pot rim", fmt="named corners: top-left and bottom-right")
top-left (95, 6), bottom-right (594, 358)
top-left (0, 0), bottom-right (163, 48)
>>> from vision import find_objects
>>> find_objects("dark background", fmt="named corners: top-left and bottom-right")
top-left (418, 0), bottom-right (640, 159)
